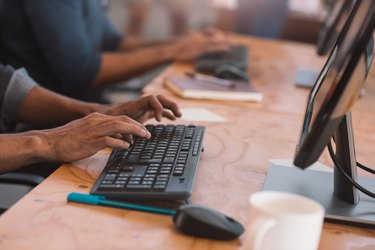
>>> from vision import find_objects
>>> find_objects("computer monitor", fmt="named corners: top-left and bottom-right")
top-left (294, 0), bottom-right (374, 168)
top-left (264, 0), bottom-right (375, 228)
top-left (316, 0), bottom-right (356, 55)
top-left (294, 0), bottom-right (356, 88)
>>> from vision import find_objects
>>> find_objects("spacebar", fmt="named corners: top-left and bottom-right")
top-left (126, 185), bottom-right (152, 189)
top-left (138, 158), bottom-right (162, 163)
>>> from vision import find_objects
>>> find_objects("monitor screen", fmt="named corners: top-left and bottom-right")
top-left (316, 0), bottom-right (356, 55)
top-left (294, 0), bottom-right (375, 169)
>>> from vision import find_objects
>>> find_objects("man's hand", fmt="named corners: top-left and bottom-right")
top-left (99, 95), bottom-right (182, 124)
top-left (39, 112), bottom-right (151, 163)
top-left (172, 29), bottom-right (232, 61)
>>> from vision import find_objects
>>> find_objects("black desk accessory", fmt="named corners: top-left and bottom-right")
top-left (173, 204), bottom-right (245, 241)
top-left (215, 64), bottom-right (250, 82)
top-left (68, 193), bottom-right (244, 240)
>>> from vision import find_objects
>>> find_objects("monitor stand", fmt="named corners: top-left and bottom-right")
top-left (263, 165), bottom-right (375, 228)
top-left (264, 113), bottom-right (375, 228)
top-left (294, 69), bottom-right (319, 88)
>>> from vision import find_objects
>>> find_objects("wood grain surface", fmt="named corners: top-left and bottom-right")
top-left (0, 36), bottom-right (374, 250)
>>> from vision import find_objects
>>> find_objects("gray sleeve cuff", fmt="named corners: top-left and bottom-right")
top-left (1, 68), bottom-right (38, 131)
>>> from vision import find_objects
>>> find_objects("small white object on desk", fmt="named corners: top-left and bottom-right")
top-left (180, 108), bottom-right (227, 122)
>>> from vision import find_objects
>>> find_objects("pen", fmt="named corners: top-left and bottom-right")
top-left (67, 192), bottom-right (176, 216)
top-left (185, 72), bottom-right (235, 88)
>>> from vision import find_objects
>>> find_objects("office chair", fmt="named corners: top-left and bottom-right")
top-left (0, 172), bottom-right (44, 214)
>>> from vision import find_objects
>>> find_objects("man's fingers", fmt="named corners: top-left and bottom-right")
top-left (96, 136), bottom-right (131, 149)
top-left (122, 134), bottom-right (134, 145)
top-left (145, 95), bottom-right (182, 121)
top-left (95, 117), bottom-right (151, 139)
top-left (112, 121), bottom-right (151, 139)
top-left (111, 133), bottom-right (133, 145)
top-left (156, 95), bottom-right (182, 117)
top-left (148, 95), bottom-right (164, 121)
top-left (162, 110), bottom-right (177, 120)
top-left (112, 133), bottom-right (124, 139)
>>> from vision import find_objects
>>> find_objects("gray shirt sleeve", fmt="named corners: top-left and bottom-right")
top-left (0, 68), bottom-right (38, 132)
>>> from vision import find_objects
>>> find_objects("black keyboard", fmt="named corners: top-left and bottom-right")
top-left (195, 45), bottom-right (249, 73)
top-left (90, 124), bottom-right (205, 200)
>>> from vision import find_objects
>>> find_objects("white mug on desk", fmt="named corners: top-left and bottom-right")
top-left (244, 191), bottom-right (324, 250)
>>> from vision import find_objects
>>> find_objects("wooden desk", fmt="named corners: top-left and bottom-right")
top-left (0, 36), bottom-right (374, 249)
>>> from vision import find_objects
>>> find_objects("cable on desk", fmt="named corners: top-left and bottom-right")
top-left (328, 140), bottom-right (375, 199)
top-left (357, 161), bottom-right (375, 175)
top-left (331, 136), bottom-right (375, 175)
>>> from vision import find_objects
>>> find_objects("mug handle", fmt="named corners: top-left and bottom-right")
top-left (248, 216), bottom-right (275, 250)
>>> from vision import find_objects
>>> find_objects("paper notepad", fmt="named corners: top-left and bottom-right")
top-left (164, 76), bottom-right (263, 102)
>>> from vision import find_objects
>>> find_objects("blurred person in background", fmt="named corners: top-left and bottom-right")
top-left (0, 0), bottom-right (230, 103)
top-left (236, 0), bottom-right (288, 38)
top-left (126, 0), bottom-right (189, 38)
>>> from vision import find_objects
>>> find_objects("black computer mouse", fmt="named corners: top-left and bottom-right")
top-left (172, 204), bottom-right (245, 241)
top-left (214, 64), bottom-right (250, 82)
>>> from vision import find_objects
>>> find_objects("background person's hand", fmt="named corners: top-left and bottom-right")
top-left (99, 95), bottom-right (182, 124)
top-left (39, 112), bottom-right (151, 163)
top-left (172, 29), bottom-right (232, 61)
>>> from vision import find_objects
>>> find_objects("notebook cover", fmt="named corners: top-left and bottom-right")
top-left (164, 76), bottom-right (263, 102)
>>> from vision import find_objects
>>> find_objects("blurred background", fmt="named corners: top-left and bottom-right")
top-left (105, 0), bottom-right (336, 44)
top-left (103, 0), bottom-right (336, 102)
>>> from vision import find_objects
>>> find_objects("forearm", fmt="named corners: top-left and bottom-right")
top-left (93, 44), bottom-right (178, 87)
top-left (0, 132), bottom-right (49, 173)
top-left (17, 86), bottom-right (103, 126)
top-left (118, 36), bottom-right (180, 51)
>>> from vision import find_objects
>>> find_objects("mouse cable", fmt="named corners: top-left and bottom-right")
top-left (328, 141), bottom-right (375, 199)
top-left (330, 137), bottom-right (375, 175)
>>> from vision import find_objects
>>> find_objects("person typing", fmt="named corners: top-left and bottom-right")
top-left (0, 63), bottom-right (181, 174)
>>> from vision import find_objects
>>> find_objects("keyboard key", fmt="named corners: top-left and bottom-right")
top-left (123, 165), bottom-right (136, 172)
top-left (128, 181), bottom-right (141, 185)
top-left (153, 185), bottom-right (166, 190)
top-left (173, 171), bottom-right (183, 176)
top-left (99, 184), bottom-right (124, 189)
top-left (139, 158), bottom-right (162, 163)
top-left (101, 180), bottom-right (113, 184)
top-left (129, 177), bottom-right (142, 181)
top-left (126, 155), bottom-right (139, 163)
top-left (163, 157), bottom-right (175, 163)
top-left (154, 181), bottom-right (167, 185)
top-left (159, 170), bottom-right (171, 174)
top-left (103, 174), bottom-right (117, 181)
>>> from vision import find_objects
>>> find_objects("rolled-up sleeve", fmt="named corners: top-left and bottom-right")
top-left (24, 0), bottom-right (101, 93)
top-left (0, 67), bottom-right (38, 132)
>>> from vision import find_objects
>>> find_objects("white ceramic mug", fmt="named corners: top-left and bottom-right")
top-left (244, 191), bottom-right (324, 250)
